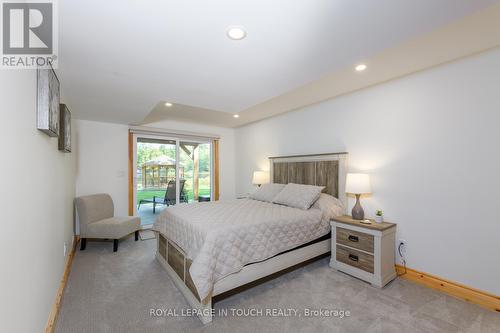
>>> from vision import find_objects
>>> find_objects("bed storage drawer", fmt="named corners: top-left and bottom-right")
top-left (168, 242), bottom-right (185, 280)
top-left (336, 245), bottom-right (374, 274)
top-left (157, 234), bottom-right (201, 302)
top-left (158, 234), bottom-right (167, 260)
top-left (336, 227), bottom-right (374, 253)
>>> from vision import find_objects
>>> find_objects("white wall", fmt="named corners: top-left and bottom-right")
top-left (75, 120), bottom-right (130, 215)
top-left (75, 119), bottom-right (236, 217)
top-left (235, 47), bottom-right (500, 295)
top-left (0, 71), bottom-right (76, 333)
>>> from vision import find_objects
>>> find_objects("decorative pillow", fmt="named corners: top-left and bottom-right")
top-left (249, 183), bottom-right (286, 203)
top-left (312, 193), bottom-right (345, 220)
top-left (272, 183), bottom-right (325, 210)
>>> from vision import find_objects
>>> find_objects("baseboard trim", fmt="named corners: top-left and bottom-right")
top-left (44, 235), bottom-right (79, 333)
top-left (395, 265), bottom-right (500, 312)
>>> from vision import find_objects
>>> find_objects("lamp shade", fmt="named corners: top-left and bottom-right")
top-left (252, 171), bottom-right (270, 185)
top-left (346, 173), bottom-right (371, 194)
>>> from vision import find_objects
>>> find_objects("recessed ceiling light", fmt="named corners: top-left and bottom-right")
top-left (165, 102), bottom-right (173, 107)
top-left (355, 64), bottom-right (367, 72)
top-left (226, 26), bottom-right (247, 40)
top-left (233, 114), bottom-right (240, 118)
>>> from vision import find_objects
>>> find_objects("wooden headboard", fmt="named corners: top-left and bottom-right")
top-left (269, 152), bottom-right (348, 208)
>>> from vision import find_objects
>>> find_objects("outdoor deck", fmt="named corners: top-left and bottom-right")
top-left (137, 204), bottom-right (166, 226)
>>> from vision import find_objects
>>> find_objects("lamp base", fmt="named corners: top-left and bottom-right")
top-left (352, 194), bottom-right (365, 220)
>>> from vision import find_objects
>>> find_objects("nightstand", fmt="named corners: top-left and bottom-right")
top-left (330, 215), bottom-right (397, 288)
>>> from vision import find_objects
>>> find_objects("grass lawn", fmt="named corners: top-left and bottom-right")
top-left (137, 188), bottom-right (211, 204)
top-left (136, 190), bottom-right (165, 204)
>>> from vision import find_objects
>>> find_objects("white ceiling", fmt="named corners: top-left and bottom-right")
top-left (59, 0), bottom-right (500, 126)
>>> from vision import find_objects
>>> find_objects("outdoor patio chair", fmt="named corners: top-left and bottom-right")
top-left (75, 193), bottom-right (140, 252)
top-left (138, 179), bottom-right (188, 213)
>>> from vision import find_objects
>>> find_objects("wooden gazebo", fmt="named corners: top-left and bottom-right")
top-left (140, 142), bottom-right (204, 201)
top-left (141, 156), bottom-right (184, 189)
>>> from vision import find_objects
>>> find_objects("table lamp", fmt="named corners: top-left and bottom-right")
top-left (346, 173), bottom-right (372, 220)
top-left (252, 171), bottom-right (270, 187)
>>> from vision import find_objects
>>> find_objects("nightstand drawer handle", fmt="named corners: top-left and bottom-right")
top-left (348, 254), bottom-right (359, 262)
top-left (348, 235), bottom-right (359, 242)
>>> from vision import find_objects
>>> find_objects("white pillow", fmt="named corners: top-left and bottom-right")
top-left (312, 193), bottom-right (345, 220)
top-left (272, 183), bottom-right (324, 210)
top-left (249, 183), bottom-right (286, 203)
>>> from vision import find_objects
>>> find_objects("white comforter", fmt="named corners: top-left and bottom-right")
top-left (153, 198), bottom-right (330, 302)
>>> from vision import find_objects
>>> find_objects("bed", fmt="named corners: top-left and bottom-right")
top-left (153, 153), bottom-right (348, 324)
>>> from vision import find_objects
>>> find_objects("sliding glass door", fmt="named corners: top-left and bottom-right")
top-left (179, 141), bottom-right (212, 203)
top-left (136, 138), bottom-right (178, 225)
top-left (134, 135), bottom-right (212, 225)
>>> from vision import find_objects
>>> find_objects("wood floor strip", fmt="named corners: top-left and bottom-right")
top-left (395, 265), bottom-right (500, 312)
top-left (44, 236), bottom-right (78, 333)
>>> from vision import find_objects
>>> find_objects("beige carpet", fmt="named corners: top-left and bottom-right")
top-left (55, 236), bottom-right (500, 333)
top-left (139, 230), bottom-right (156, 241)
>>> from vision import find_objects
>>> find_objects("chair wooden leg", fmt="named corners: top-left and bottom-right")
top-left (113, 239), bottom-right (118, 252)
top-left (135, 230), bottom-right (139, 241)
top-left (80, 238), bottom-right (86, 251)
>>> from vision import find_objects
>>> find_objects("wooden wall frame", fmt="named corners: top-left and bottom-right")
top-left (128, 131), bottom-right (134, 216)
top-left (213, 139), bottom-right (220, 200)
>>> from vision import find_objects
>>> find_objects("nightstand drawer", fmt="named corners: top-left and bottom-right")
top-left (336, 227), bottom-right (374, 253)
top-left (336, 245), bottom-right (374, 273)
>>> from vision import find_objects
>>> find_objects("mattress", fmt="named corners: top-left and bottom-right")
top-left (153, 198), bottom-right (330, 302)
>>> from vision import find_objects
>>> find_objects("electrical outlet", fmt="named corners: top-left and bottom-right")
top-left (64, 242), bottom-right (68, 257)
top-left (398, 239), bottom-right (407, 259)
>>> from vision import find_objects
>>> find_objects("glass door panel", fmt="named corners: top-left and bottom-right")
top-left (136, 138), bottom-right (176, 225)
top-left (179, 141), bottom-right (212, 203)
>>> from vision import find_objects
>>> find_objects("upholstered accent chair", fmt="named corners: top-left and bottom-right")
top-left (75, 194), bottom-right (141, 252)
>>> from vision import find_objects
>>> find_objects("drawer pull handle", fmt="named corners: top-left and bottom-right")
top-left (348, 254), bottom-right (359, 262)
top-left (348, 235), bottom-right (359, 242)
